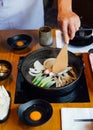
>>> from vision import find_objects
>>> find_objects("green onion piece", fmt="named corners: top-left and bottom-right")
top-left (32, 73), bottom-right (42, 84)
top-left (40, 77), bottom-right (53, 87)
top-left (45, 81), bottom-right (56, 88)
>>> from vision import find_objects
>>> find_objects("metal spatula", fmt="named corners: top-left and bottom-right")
top-left (52, 44), bottom-right (68, 73)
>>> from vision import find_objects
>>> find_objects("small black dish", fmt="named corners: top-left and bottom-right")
top-left (7, 34), bottom-right (32, 50)
top-left (70, 29), bottom-right (93, 46)
top-left (18, 99), bottom-right (53, 126)
top-left (0, 60), bottom-right (12, 81)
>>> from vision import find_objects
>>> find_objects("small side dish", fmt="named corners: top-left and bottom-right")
top-left (18, 99), bottom-right (53, 126)
top-left (7, 34), bottom-right (32, 50)
top-left (0, 63), bottom-right (10, 76)
top-left (0, 60), bottom-right (12, 80)
top-left (70, 29), bottom-right (93, 46)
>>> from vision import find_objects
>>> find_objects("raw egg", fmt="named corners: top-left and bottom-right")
top-left (30, 111), bottom-right (42, 121)
top-left (16, 41), bottom-right (24, 46)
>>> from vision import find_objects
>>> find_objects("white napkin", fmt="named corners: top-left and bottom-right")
top-left (61, 108), bottom-right (93, 130)
top-left (56, 30), bottom-right (93, 53)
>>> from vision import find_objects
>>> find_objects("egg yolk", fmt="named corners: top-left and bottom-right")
top-left (30, 111), bottom-right (42, 121)
top-left (16, 41), bottom-right (24, 46)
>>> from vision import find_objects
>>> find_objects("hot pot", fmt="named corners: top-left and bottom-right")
top-left (20, 48), bottom-right (84, 96)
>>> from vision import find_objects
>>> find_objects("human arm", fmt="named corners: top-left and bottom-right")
top-left (58, 0), bottom-right (80, 43)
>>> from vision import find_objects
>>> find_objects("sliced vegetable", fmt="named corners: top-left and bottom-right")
top-left (29, 68), bottom-right (41, 74)
top-left (29, 60), bottom-right (77, 88)
top-left (29, 60), bottom-right (44, 76)
top-left (32, 73), bottom-right (55, 88)
top-left (34, 60), bottom-right (44, 71)
top-left (29, 70), bottom-right (39, 76)
top-left (39, 76), bottom-right (53, 87)
top-left (32, 73), bottom-right (43, 84)
top-left (33, 76), bottom-right (44, 86)
top-left (45, 80), bottom-right (56, 88)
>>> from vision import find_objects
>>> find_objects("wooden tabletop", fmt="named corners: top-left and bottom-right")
top-left (0, 30), bottom-right (93, 130)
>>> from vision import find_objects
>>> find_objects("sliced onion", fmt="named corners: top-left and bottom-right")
top-left (34, 60), bottom-right (44, 71)
top-left (29, 68), bottom-right (41, 74)
top-left (29, 60), bottom-right (44, 76)
top-left (28, 70), bottom-right (39, 76)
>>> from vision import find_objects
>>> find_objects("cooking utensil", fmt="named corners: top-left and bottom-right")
top-left (52, 44), bottom-right (68, 73)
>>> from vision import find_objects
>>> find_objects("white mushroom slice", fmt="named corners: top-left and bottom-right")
top-left (34, 60), bottom-right (44, 71)
top-left (28, 60), bottom-right (44, 76)
top-left (28, 70), bottom-right (39, 76)
top-left (29, 68), bottom-right (41, 74)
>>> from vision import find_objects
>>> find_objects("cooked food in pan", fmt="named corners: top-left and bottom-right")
top-left (28, 59), bottom-right (77, 88)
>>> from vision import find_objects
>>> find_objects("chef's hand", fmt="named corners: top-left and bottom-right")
top-left (58, 10), bottom-right (81, 44)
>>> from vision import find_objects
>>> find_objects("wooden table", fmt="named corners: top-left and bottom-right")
top-left (0, 30), bottom-right (93, 130)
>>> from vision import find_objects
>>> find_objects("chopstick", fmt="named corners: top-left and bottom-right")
top-left (79, 28), bottom-right (93, 31)
top-left (74, 119), bottom-right (93, 122)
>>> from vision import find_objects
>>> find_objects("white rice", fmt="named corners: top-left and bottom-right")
top-left (0, 85), bottom-right (10, 120)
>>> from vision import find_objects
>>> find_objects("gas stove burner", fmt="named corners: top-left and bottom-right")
top-left (14, 57), bottom-right (90, 104)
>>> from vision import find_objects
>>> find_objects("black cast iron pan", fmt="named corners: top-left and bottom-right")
top-left (20, 48), bottom-right (84, 96)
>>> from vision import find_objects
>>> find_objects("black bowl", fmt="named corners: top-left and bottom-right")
top-left (7, 34), bottom-right (32, 50)
top-left (70, 29), bottom-right (93, 46)
top-left (75, 29), bottom-right (92, 39)
top-left (18, 99), bottom-right (53, 126)
top-left (0, 60), bottom-right (12, 81)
